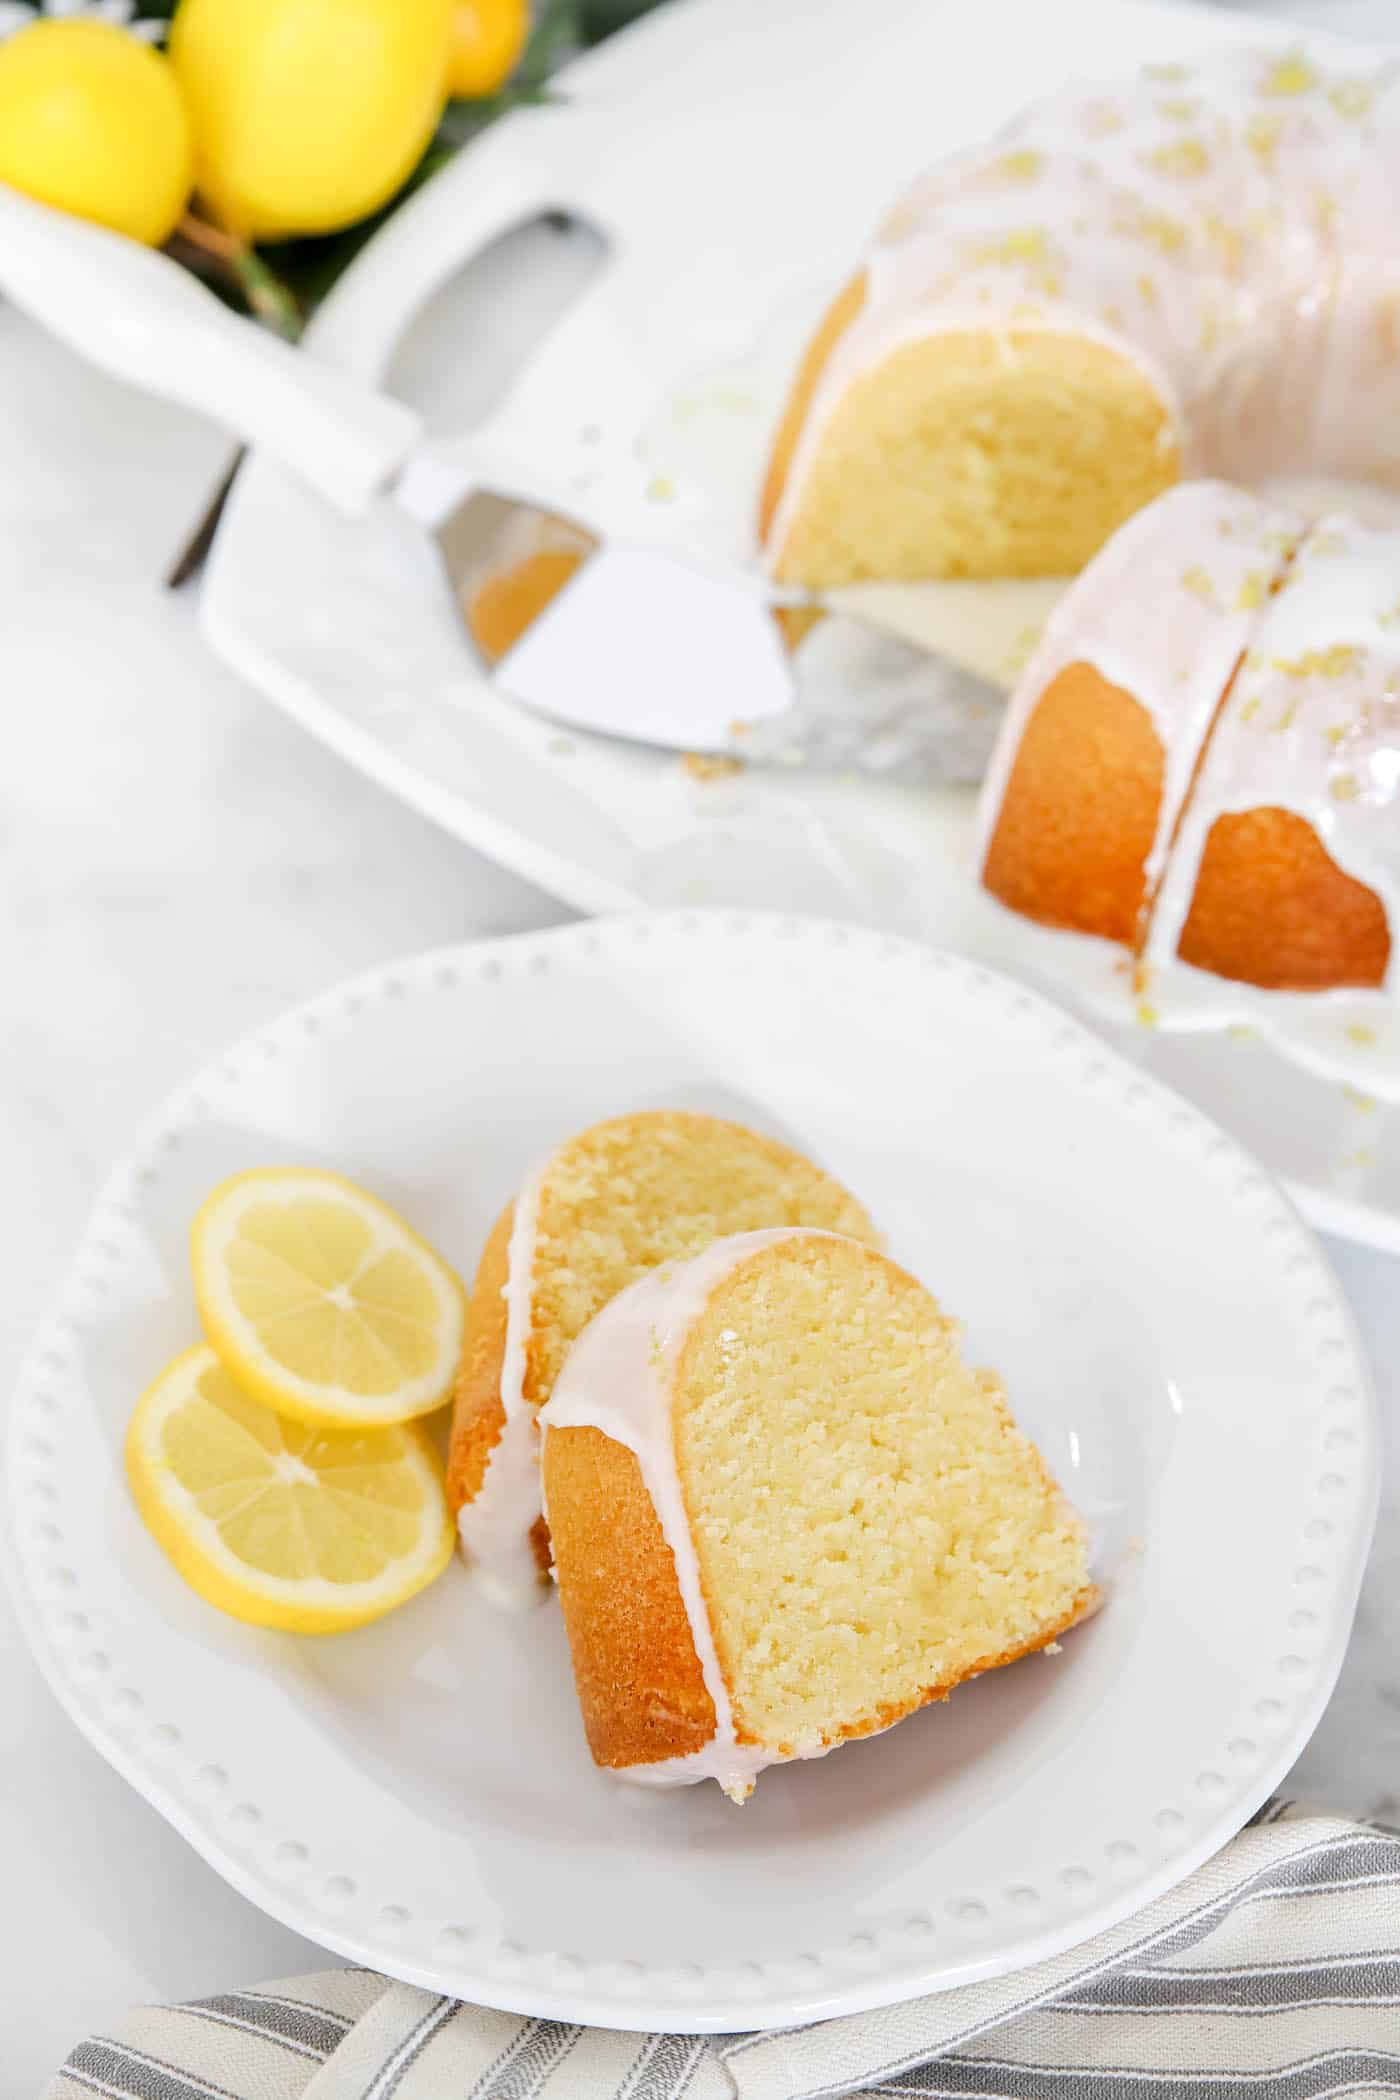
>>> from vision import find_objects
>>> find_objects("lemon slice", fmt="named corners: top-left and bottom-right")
top-left (127, 1345), bottom-right (455, 1632)
top-left (192, 1168), bottom-right (465, 1429)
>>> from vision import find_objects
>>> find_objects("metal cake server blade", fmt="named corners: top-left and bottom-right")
top-left (491, 551), bottom-right (1011, 784)
top-left (433, 485), bottom-right (1069, 782)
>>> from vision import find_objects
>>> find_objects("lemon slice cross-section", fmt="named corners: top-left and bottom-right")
top-left (126, 1345), bottom-right (455, 1632)
top-left (192, 1168), bottom-right (465, 1429)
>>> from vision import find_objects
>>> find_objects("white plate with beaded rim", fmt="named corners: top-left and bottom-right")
top-left (2, 914), bottom-right (1378, 2030)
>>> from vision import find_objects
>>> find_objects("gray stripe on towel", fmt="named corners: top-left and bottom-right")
top-left (464, 2018), bottom-right (587, 2100)
top-left (629, 2036), bottom-right (714, 2100)
top-left (65, 2041), bottom-right (242, 2100)
top-left (180, 1991), bottom-right (346, 2060)
top-left (365, 1997), bottom-right (460, 2100)
top-left (876, 2045), bottom-right (1400, 2098)
top-left (1068, 1956), bottom-right (1400, 2014)
top-left (750, 1828), bottom-right (1400, 2100)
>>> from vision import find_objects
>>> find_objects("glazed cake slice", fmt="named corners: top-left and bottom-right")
top-left (977, 480), bottom-right (1301, 946)
top-left (540, 1229), bottom-right (1098, 1800)
top-left (1146, 515), bottom-right (1400, 991)
top-left (978, 488), bottom-right (1400, 999)
top-left (446, 1113), bottom-right (878, 1605)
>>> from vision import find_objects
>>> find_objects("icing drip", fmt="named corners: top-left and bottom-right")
top-left (499, 1163), bottom-right (544, 1432)
top-left (540, 1227), bottom-right (840, 1801)
top-left (456, 1164), bottom-right (549, 1609)
top-left (454, 1407), bottom-right (545, 1610)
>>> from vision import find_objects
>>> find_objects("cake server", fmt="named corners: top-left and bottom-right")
top-left (453, 493), bottom-right (1067, 780)
top-left (0, 183), bottom-right (1064, 780)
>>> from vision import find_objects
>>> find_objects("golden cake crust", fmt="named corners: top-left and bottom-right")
top-left (467, 550), bottom-right (585, 665)
top-left (445, 1203), bottom-right (512, 1516)
top-left (1177, 805), bottom-right (1391, 990)
top-left (759, 272), bottom-right (867, 553)
top-left (445, 1203), bottom-right (549, 1574)
top-left (546, 1417), bottom-right (1098, 1774)
top-left (981, 661), bottom-right (1165, 944)
top-left (545, 1424), bottom-right (719, 1768)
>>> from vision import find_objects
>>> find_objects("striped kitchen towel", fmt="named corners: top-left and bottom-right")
top-left (43, 1806), bottom-right (1400, 2100)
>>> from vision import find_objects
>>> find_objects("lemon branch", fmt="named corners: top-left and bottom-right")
top-left (174, 210), bottom-right (304, 340)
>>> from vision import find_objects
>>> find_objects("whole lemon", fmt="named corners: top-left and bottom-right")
top-left (0, 19), bottom-right (193, 246)
top-left (448, 0), bottom-right (529, 99)
top-left (169, 0), bottom-right (455, 241)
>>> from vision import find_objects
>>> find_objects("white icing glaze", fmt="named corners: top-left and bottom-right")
top-left (539, 1226), bottom-right (837, 1802)
top-left (455, 1163), bottom-right (549, 1609)
top-left (768, 43), bottom-right (1400, 563)
top-left (974, 480), bottom-right (1302, 895)
top-left (454, 1408), bottom-right (546, 1610)
top-left (1147, 515), bottom-right (1400, 985)
top-left (499, 1162), bottom-right (545, 1431)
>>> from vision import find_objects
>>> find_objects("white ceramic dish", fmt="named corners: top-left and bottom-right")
top-left (4, 915), bottom-right (1377, 2028)
top-left (200, 0), bottom-right (1400, 1257)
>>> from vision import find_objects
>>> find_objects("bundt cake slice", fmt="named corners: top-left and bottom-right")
top-left (541, 1229), bottom-right (1098, 1800)
top-left (978, 481), bottom-right (1300, 945)
top-left (980, 489), bottom-right (1399, 1001)
top-left (1147, 516), bottom-right (1398, 992)
top-left (447, 1114), bottom-right (878, 1606)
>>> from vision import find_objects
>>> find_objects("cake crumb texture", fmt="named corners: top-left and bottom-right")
top-left (770, 331), bottom-right (1178, 585)
top-left (524, 1112), bottom-right (879, 1408)
top-left (675, 1236), bottom-right (1095, 1754)
top-left (447, 1113), bottom-right (877, 1532)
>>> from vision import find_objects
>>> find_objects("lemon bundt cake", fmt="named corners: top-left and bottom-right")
top-left (761, 44), bottom-right (1400, 586)
top-left (978, 483), bottom-right (1400, 995)
top-left (540, 1229), bottom-right (1097, 1800)
top-left (446, 1113), bottom-right (878, 1605)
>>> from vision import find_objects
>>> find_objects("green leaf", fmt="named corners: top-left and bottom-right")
top-left (577, 0), bottom-right (665, 41)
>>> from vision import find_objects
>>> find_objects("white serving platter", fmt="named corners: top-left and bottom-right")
top-left (200, 0), bottom-right (1400, 1252)
top-left (3, 915), bottom-right (1378, 2028)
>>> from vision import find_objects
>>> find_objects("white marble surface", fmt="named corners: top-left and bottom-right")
top-left (5, 0), bottom-right (1400, 2084)
top-left (0, 309), bottom-right (561, 2087)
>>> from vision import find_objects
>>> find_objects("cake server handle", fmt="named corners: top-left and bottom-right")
top-left (0, 184), bottom-right (422, 514)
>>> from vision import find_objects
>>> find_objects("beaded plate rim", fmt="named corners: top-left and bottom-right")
top-left (3, 913), bottom-right (1379, 2030)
